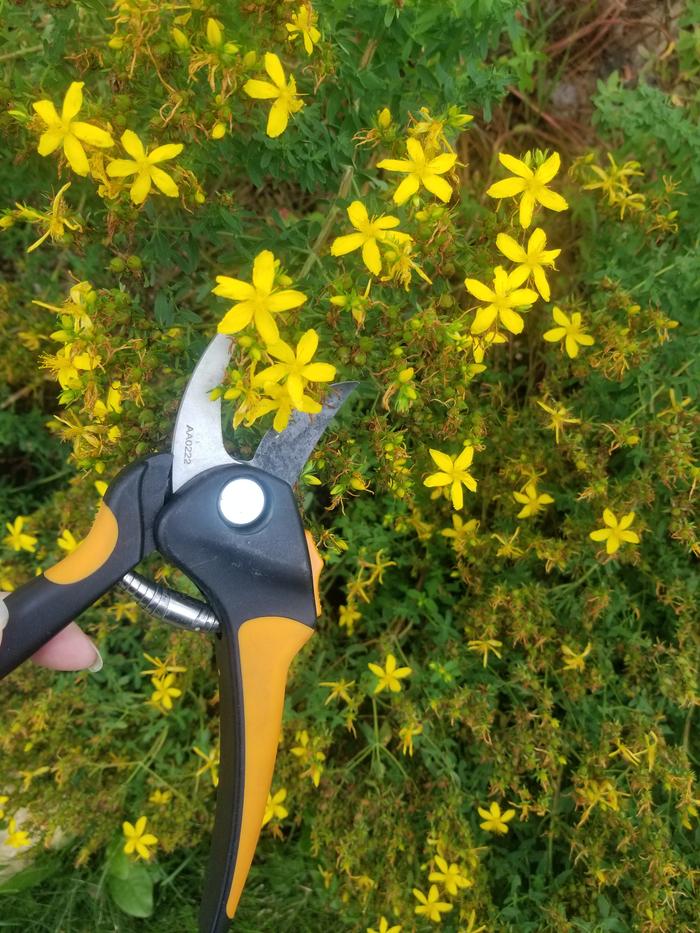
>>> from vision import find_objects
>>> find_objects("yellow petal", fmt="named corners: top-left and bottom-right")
top-left (499, 153), bottom-right (533, 178)
top-left (536, 152), bottom-right (560, 184)
top-left (346, 200), bottom-right (368, 229)
top-left (486, 177), bottom-right (527, 199)
top-left (376, 158), bottom-right (412, 173)
top-left (330, 232), bottom-right (365, 256)
top-left (424, 472), bottom-right (451, 487)
top-left (32, 99), bottom-right (59, 125)
top-left (470, 306), bottom-right (497, 334)
top-left (106, 158), bottom-right (138, 177)
top-left (422, 173), bottom-right (453, 202)
top-left (212, 277), bottom-right (255, 300)
top-left (429, 449), bottom-right (453, 472)
top-left (362, 238), bottom-right (381, 275)
top-left (130, 171), bottom-right (152, 204)
top-left (428, 152), bottom-right (457, 173)
top-left (61, 82), bottom-right (83, 121)
top-left (148, 143), bottom-right (183, 163)
top-left (264, 52), bottom-right (286, 89)
top-left (243, 79), bottom-right (279, 100)
top-left (302, 362), bottom-right (335, 382)
top-left (392, 174), bottom-right (420, 205)
top-left (71, 122), bottom-right (113, 147)
top-left (121, 129), bottom-right (145, 160)
top-left (536, 188), bottom-right (568, 212)
top-left (63, 134), bottom-right (89, 175)
top-left (296, 329), bottom-right (318, 364)
top-left (496, 232), bottom-right (526, 263)
top-left (37, 128), bottom-right (64, 156)
top-left (252, 250), bottom-right (275, 293)
top-left (464, 278), bottom-right (495, 302)
top-left (150, 166), bottom-right (179, 197)
top-left (267, 289), bottom-right (307, 312)
top-left (519, 192), bottom-right (535, 228)
top-left (267, 98), bottom-right (290, 138)
top-left (499, 306), bottom-right (524, 334)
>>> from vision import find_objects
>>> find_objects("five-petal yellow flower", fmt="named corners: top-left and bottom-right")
top-left (330, 201), bottom-right (408, 275)
top-left (3, 516), bottom-right (38, 553)
top-left (214, 250), bottom-right (307, 345)
top-left (253, 329), bottom-right (336, 407)
top-left (487, 152), bottom-right (568, 228)
top-left (428, 855), bottom-right (472, 895)
top-left (106, 130), bottom-right (183, 205)
top-left (33, 82), bottom-right (114, 176)
top-left (377, 138), bottom-right (456, 205)
top-left (413, 885), bottom-right (453, 922)
top-left (496, 228), bottom-right (561, 300)
top-left (286, 6), bottom-right (321, 56)
top-left (543, 306), bottom-right (594, 358)
top-left (244, 53), bottom-right (304, 138)
top-left (424, 446), bottom-right (477, 510)
top-left (122, 815), bottom-right (158, 860)
top-left (478, 801), bottom-right (516, 834)
top-left (590, 509), bottom-right (640, 555)
top-left (513, 482), bottom-right (554, 518)
top-left (465, 266), bottom-right (538, 335)
top-left (368, 653), bottom-right (412, 694)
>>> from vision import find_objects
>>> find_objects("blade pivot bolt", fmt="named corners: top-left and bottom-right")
top-left (218, 477), bottom-right (266, 526)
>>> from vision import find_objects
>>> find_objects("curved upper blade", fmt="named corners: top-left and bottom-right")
top-left (171, 333), bottom-right (238, 492)
top-left (250, 382), bottom-right (357, 487)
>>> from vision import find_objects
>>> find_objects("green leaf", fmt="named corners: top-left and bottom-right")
top-left (0, 860), bottom-right (60, 894)
top-left (107, 860), bottom-right (154, 918)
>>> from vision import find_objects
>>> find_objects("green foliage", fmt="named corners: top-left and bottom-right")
top-left (1, 2), bottom-right (699, 932)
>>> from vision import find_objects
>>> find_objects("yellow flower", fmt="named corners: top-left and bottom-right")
top-left (40, 344), bottom-right (100, 389)
top-left (367, 918), bottom-right (402, 933)
top-left (424, 446), bottom-right (477, 510)
top-left (141, 653), bottom-right (187, 678)
top-left (465, 266), bottom-right (538, 336)
top-left (57, 528), bottom-right (79, 553)
top-left (561, 642), bottom-right (593, 672)
top-left (32, 81), bottom-right (114, 175)
top-left (487, 151), bottom-right (569, 228)
top-left (368, 653), bottom-right (412, 694)
top-left (467, 638), bottom-right (503, 667)
top-left (377, 138), bottom-right (456, 205)
top-left (214, 249), bottom-right (307, 345)
top-left (252, 382), bottom-right (322, 433)
top-left (122, 816), bottom-right (158, 860)
top-left (590, 509), bottom-right (640, 555)
top-left (253, 330), bottom-right (336, 408)
top-left (23, 183), bottom-right (82, 253)
top-left (338, 602), bottom-right (361, 634)
top-left (193, 745), bottom-right (220, 787)
top-left (149, 673), bottom-right (182, 713)
top-left (412, 885), bottom-right (453, 922)
top-left (496, 228), bottom-right (561, 301)
top-left (262, 788), bottom-right (288, 826)
top-left (330, 201), bottom-right (409, 275)
top-left (478, 801), bottom-right (516, 834)
top-left (0, 795), bottom-right (8, 820)
top-left (290, 730), bottom-right (326, 786)
top-left (243, 53), bottom-right (304, 138)
top-left (286, 6), bottom-right (321, 56)
top-left (543, 307), bottom-right (594, 358)
top-left (536, 399), bottom-right (581, 444)
top-left (319, 679), bottom-right (355, 704)
top-left (428, 855), bottom-right (472, 895)
top-left (513, 482), bottom-right (554, 518)
top-left (4, 516), bottom-right (37, 553)
top-left (149, 789), bottom-right (172, 805)
top-left (3, 817), bottom-right (31, 849)
top-left (106, 130), bottom-right (183, 205)
top-left (398, 722), bottom-right (423, 756)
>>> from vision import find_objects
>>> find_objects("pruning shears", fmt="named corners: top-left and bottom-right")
top-left (0, 332), bottom-right (355, 932)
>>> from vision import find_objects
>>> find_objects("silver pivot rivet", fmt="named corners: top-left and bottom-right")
top-left (218, 477), bottom-right (266, 526)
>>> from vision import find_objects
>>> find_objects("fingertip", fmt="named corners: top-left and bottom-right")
top-left (31, 622), bottom-right (102, 671)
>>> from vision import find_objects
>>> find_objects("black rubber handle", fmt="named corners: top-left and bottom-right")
top-left (0, 453), bottom-right (172, 679)
top-left (155, 463), bottom-right (317, 933)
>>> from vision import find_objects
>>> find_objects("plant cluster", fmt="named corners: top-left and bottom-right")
top-left (0, 2), bottom-right (698, 931)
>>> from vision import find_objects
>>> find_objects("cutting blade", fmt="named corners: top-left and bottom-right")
top-left (171, 333), bottom-right (238, 492)
top-left (250, 382), bottom-right (357, 487)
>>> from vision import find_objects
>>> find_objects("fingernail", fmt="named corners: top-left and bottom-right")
top-left (0, 593), bottom-right (9, 633)
top-left (88, 647), bottom-right (103, 673)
